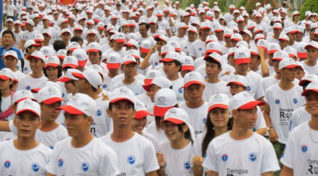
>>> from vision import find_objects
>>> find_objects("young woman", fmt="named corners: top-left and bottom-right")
top-left (191, 94), bottom-right (233, 176)
top-left (43, 56), bottom-right (62, 82)
top-left (158, 108), bottom-right (194, 176)
top-left (0, 68), bottom-right (15, 122)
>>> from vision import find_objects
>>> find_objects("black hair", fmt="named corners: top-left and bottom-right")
top-left (2, 30), bottom-right (15, 40)
top-left (70, 36), bottom-right (83, 43)
top-left (139, 23), bottom-right (150, 30)
top-left (108, 100), bottom-right (135, 110)
top-left (201, 112), bottom-right (233, 157)
top-left (43, 65), bottom-right (63, 79)
top-left (205, 57), bottom-right (222, 68)
top-left (177, 123), bottom-right (193, 144)
top-left (172, 60), bottom-right (182, 72)
top-left (53, 40), bottom-right (66, 52)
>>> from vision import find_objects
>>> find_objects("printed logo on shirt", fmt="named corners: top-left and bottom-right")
top-left (4, 160), bottom-right (10, 168)
top-left (155, 62), bottom-right (158, 66)
top-left (185, 46), bottom-right (187, 49)
top-left (128, 156), bottom-right (135, 165)
top-left (32, 163), bottom-right (40, 172)
top-left (275, 99), bottom-right (280, 104)
top-left (279, 108), bottom-right (293, 125)
top-left (221, 154), bottom-right (228, 162)
top-left (26, 85), bottom-right (31, 90)
top-left (184, 162), bottom-right (191, 170)
top-left (97, 109), bottom-right (102, 116)
top-left (293, 98), bottom-right (298, 104)
top-left (103, 84), bottom-right (107, 89)
top-left (247, 86), bottom-right (251, 91)
top-left (301, 145), bottom-right (308, 153)
top-left (62, 93), bottom-right (65, 98)
top-left (199, 48), bottom-right (202, 51)
top-left (249, 153), bottom-right (257, 162)
top-left (82, 162), bottom-right (89, 172)
top-left (24, 67), bottom-right (28, 71)
top-left (49, 145), bottom-right (54, 149)
top-left (202, 118), bottom-right (207, 124)
top-left (178, 87), bottom-right (183, 93)
top-left (58, 159), bottom-right (64, 167)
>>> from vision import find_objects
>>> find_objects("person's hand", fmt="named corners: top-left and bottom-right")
top-left (269, 128), bottom-right (278, 142)
top-left (156, 152), bottom-right (165, 168)
top-left (257, 46), bottom-right (265, 57)
top-left (150, 45), bottom-right (156, 54)
top-left (192, 156), bottom-right (203, 166)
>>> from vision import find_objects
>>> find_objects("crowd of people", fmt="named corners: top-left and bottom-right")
top-left (0, 0), bottom-right (317, 175)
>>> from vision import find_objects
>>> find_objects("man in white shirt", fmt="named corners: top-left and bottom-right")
top-left (46, 93), bottom-right (120, 176)
top-left (203, 91), bottom-right (280, 176)
top-left (0, 99), bottom-right (52, 175)
top-left (281, 81), bottom-right (318, 176)
top-left (100, 87), bottom-right (160, 176)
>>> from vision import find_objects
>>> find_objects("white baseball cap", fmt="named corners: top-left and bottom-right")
top-left (279, 58), bottom-right (301, 70)
top-left (3, 50), bottom-right (18, 60)
top-left (135, 99), bottom-right (151, 119)
top-left (16, 99), bottom-right (41, 117)
top-left (36, 86), bottom-right (63, 104)
top-left (121, 55), bottom-right (137, 65)
top-left (44, 55), bottom-right (60, 68)
top-left (268, 43), bottom-right (281, 54)
top-left (86, 42), bottom-right (102, 53)
top-left (67, 42), bottom-right (81, 52)
top-left (125, 39), bottom-right (139, 48)
top-left (0, 68), bottom-right (14, 80)
top-left (234, 46), bottom-right (251, 64)
top-left (154, 35), bottom-right (168, 43)
top-left (204, 52), bottom-right (222, 64)
top-left (13, 90), bottom-right (34, 104)
top-left (59, 93), bottom-right (97, 117)
top-left (109, 87), bottom-right (136, 105)
top-left (163, 107), bottom-right (189, 125)
top-left (62, 56), bottom-right (78, 69)
top-left (272, 50), bottom-right (288, 61)
top-left (181, 56), bottom-right (194, 71)
top-left (302, 81), bottom-right (318, 96)
top-left (106, 52), bottom-right (121, 69)
top-left (72, 49), bottom-right (88, 67)
top-left (208, 93), bottom-right (230, 112)
top-left (143, 76), bottom-right (172, 92)
top-left (72, 68), bottom-right (102, 89)
top-left (183, 71), bottom-right (204, 88)
top-left (226, 75), bottom-right (249, 87)
top-left (205, 42), bottom-right (222, 54)
top-left (154, 88), bottom-right (177, 117)
top-left (229, 91), bottom-right (265, 112)
top-left (159, 51), bottom-right (182, 63)
top-left (140, 40), bottom-right (152, 54)
top-left (26, 51), bottom-right (45, 61)
top-left (305, 41), bottom-right (318, 50)
top-left (58, 69), bottom-right (80, 82)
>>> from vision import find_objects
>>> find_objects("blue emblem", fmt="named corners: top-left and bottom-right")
top-left (221, 154), bottom-right (228, 162)
top-left (97, 110), bottom-right (102, 116)
top-left (185, 46), bottom-right (188, 49)
top-left (103, 84), bottom-right (107, 89)
top-left (26, 85), bottom-right (31, 90)
top-left (4, 160), bottom-right (10, 168)
top-left (49, 145), bottom-right (54, 149)
top-left (202, 118), bottom-right (207, 124)
top-left (293, 98), bottom-right (298, 104)
top-left (24, 67), bottom-right (28, 71)
top-left (199, 48), bottom-right (202, 51)
top-left (249, 153), bottom-right (257, 162)
top-left (178, 87), bottom-right (183, 93)
top-left (155, 62), bottom-right (158, 66)
top-left (32, 163), bottom-right (40, 172)
top-left (128, 156), bottom-right (135, 165)
top-left (275, 99), bottom-right (280, 104)
top-left (58, 159), bottom-right (63, 167)
top-left (301, 145), bottom-right (308, 153)
top-left (62, 93), bottom-right (65, 98)
top-left (184, 162), bottom-right (191, 170)
top-left (247, 86), bottom-right (251, 91)
top-left (82, 162), bottom-right (89, 172)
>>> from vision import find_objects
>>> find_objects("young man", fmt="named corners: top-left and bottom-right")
top-left (100, 87), bottom-right (159, 175)
top-left (179, 71), bottom-right (208, 136)
top-left (281, 81), bottom-right (318, 176)
top-left (0, 99), bottom-right (52, 175)
top-left (301, 41), bottom-right (318, 75)
top-left (46, 93), bottom-right (119, 175)
top-left (203, 91), bottom-right (280, 175)
top-left (264, 58), bottom-right (305, 172)
top-left (0, 30), bottom-right (23, 69)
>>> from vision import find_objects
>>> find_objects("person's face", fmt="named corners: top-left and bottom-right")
top-left (88, 51), bottom-right (100, 65)
top-left (4, 56), bottom-right (18, 69)
top-left (29, 58), bottom-right (44, 73)
top-left (295, 67), bottom-right (305, 81)
top-left (45, 66), bottom-right (59, 80)
top-left (149, 23), bottom-right (157, 31)
top-left (139, 24), bottom-right (148, 37)
top-left (64, 113), bottom-right (92, 138)
top-left (26, 23), bottom-right (33, 31)
top-left (178, 28), bottom-right (187, 36)
top-left (27, 46), bottom-right (37, 54)
top-left (233, 107), bottom-right (257, 129)
top-left (307, 47), bottom-right (318, 60)
top-left (205, 61), bottom-right (221, 78)
top-left (74, 30), bottom-right (83, 37)
top-left (163, 121), bottom-right (187, 143)
top-left (234, 63), bottom-right (249, 75)
top-left (14, 111), bottom-right (40, 139)
top-left (0, 78), bottom-right (11, 90)
top-left (229, 83), bottom-right (246, 96)
top-left (14, 24), bottom-right (20, 30)
top-left (61, 32), bottom-right (71, 42)
top-left (279, 39), bottom-right (288, 49)
top-left (65, 80), bottom-right (77, 94)
top-left (272, 59), bottom-right (281, 73)
top-left (41, 102), bottom-right (61, 122)
top-left (305, 91), bottom-right (318, 117)
top-left (250, 55), bottom-right (260, 68)
top-left (242, 33), bottom-right (251, 42)
top-left (86, 33), bottom-right (97, 42)
top-left (131, 118), bottom-right (147, 134)
top-left (147, 84), bottom-right (160, 102)
top-left (209, 108), bottom-right (229, 129)
top-left (107, 100), bottom-right (135, 128)
top-left (122, 63), bottom-right (137, 77)
top-left (288, 33), bottom-right (297, 42)
top-left (163, 62), bottom-right (180, 77)
top-left (156, 40), bottom-right (166, 52)
top-left (273, 28), bottom-right (282, 36)
top-left (200, 28), bottom-right (210, 37)
top-left (2, 33), bottom-right (14, 46)
top-left (114, 41), bottom-right (124, 50)
top-left (215, 31), bottom-right (224, 40)
top-left (280, 67), bottom-right (297, 82)
top-left (75, 78), bottom-right (89, 93)
top-left (187, 31), bottom-right (197, 42)
top-left (185, 84), bottom-right (204, 102)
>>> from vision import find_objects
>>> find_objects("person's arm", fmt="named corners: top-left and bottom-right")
top-left (140, 45), bottom-right (156, 70)
top-left (263, 104), bottom-right (278, 142)
top-left (192, 156), bottom-right (203, 176)
top-left (256, 128), bottom-right (267, 136)
top-left (262, 171), bottom-right (274, 176)
top-left (206, 170), bottom-right (218, 176)
top-left (280, 166), bottom-right (293, 176)
top-left (258, 47), bottom-right (269, 77)
top-left (156, 152), bottom-right (165, 176)
top-left (0, 121), bottom-right (10, 131)
top-left (46, 173), bottom-right (56, 176)
top-left (146, 171), bottom-right (159, 176)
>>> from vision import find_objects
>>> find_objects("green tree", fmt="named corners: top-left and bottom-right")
top-left (300, 0), bottom-right (318, 19)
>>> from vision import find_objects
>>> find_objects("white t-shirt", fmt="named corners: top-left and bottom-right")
top-left (289, 106), bottom-right (311, 131)
top-left (136, 93), bottom-right (153, 108)
top-left (100, 133), bottom-right (159, 175)
top-left (300, 61), bottom-right (318, 75)
top-left (170, 76), bottom-right (184, 102)
top-left (281, 122), bottom-right (318, 176)
top-left (17, 74), bottom-right (48, 91)
top-left (202, 80), bottom-right (230, 101)
top-left (179, 102), bottom-right (209, 136)
top-left (159, 141), bottom-right (192, 176)
top-left (46, 137), bottom-right (119, 175)
top-left (264, 83), bottom-right (305, 144)
top-left (190, 40), bottom-right (205, 59)
top-left (110, 79), bottom-right (145, 96)
top-left (90, 97), bottom-right (113, 137)
top-left (0, 140), bottom-right (51, 176)
top-left (145, 121), bottom-right (168, 143)
top-left (202, 132), bottom-right (280, 175)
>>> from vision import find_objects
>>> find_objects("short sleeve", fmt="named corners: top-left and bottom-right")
top-left (98, 145), bottom-right (120, 176)
top-left (261, 140), bottom-right (280, 173)
top-left (143, 141), bottom-right (160, 173)
top-left (280, 132), bottom-right (296, 169)
top-left (202, 142), bottom-right (218, 172)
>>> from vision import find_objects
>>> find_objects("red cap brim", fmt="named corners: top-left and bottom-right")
top-left (58, 105), bottom-right (84, 115)
top-left (44, 63), bottom-right (59, 68)
top-left (153, 106), bottom-right (174, 117)
top-left (234, 58), bottom-right (251, 65)
top-left (182, 65), bottom-right (194, 71)
top-left (183, 81), bottom-right (203, 88)
top-left (42, 97), bottom-right (63, 104)
top-left (302, 89), bottom-right (318, 96)
top-left (135, 110), bottom-right (151, 119)
top-left (163, 117), bottom-right (184, 124)
top-left (16, 109), bottom-right (40, 117)
top-left (72, 72), bottom-right (85, 79)
top-left (0, 75), bottom-right (10, 80)
top-left (62, 64), bottom-right (77, 69)
top-left (238, 101), bottom-right (265, 109)
top-left (58, 77), bottom-right (72, 82)
top-left (208, 104), bottom-right (228, 112)
top-left (107, 63), bottom-right (121, 69)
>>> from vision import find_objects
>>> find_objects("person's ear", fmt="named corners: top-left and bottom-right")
top-left (87, 116), bottom-right (93, 125)
top-left (232, 110), bottom-right (237, 120)
top-left (106, 109), bottom-right (112, 118)
top-left (183, 124), bottom-right (189, 133)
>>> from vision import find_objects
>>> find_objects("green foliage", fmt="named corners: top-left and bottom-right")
top-left (299, 0), bottom-right (318, 20)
